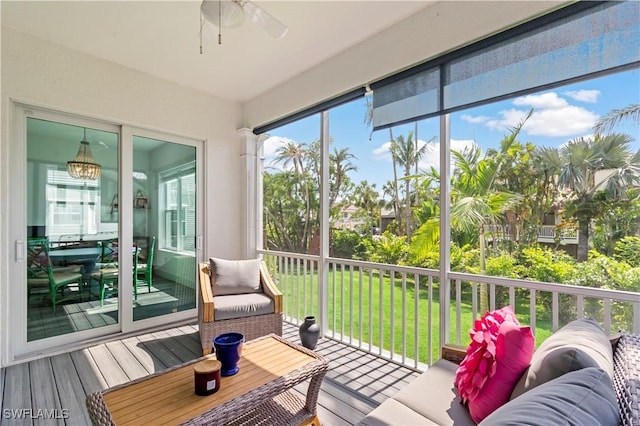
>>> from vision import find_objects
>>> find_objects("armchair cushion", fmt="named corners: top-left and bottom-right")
top-left (209, 257), bottom-right (261, 296)
top-left (212, 294), bottom-right (275, 320)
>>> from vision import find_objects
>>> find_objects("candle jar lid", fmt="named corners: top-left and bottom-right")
top-left (194, 359), bottom-right (221, 374)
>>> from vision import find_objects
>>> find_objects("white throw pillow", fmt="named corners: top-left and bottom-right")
top-left (209, 257), bottom-right (261, 296)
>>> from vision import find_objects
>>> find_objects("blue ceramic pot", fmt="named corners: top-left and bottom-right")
top-left (213, 332), bottom-right (245, 376)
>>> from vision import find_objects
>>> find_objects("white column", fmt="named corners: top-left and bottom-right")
top-left (318, 111), bottom-right (330, 336)
top-left (238, 128), bottom-right (258, 259)
top-left (439, 114), bottom-right (451, 347)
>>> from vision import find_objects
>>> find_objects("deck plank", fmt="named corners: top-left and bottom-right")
top-left (86, 345), bottom-right (129, 387)
top-left (2, 363), bottom-right (32, 426)
top-left (104, 340), bottom-right (149, 381)
top-left (135, 331), bottom-right (185, 368)
top-left (150, 330), bottom-right (200, 362)
top-left (1, 321), bottom-right (422, 426)
top-left (161, 327), bottom-right (202, 358)
top-left (28, 358), bottom-right (64, 426)
top-left (68, 349), bottom-right (107, 395)
top-left (49, 353), bottom-right (92, 426)
top-left (120, 336), bottom-right (166, 374)
top-left (0, 365), bottom-right (4, 418)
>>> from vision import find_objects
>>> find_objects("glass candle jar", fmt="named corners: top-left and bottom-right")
top-left (194, 359), bottom-right (221, 396)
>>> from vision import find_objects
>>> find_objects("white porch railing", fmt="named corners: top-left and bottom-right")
top-left (536, 224), bottom-right (579, 244)
top-left (482, 224), bottom-right (579, 244)
top-left (259, 250), bottom-right (640, 372)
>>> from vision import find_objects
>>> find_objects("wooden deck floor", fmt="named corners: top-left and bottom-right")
top-left (0, 322), bottom-right (419, 425)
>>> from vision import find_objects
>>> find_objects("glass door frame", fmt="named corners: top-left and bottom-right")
top-left (124, 125), bottom-right (203, 333)
top-left (8, 104), bottom-right (203, 361)
top-left (9, 104), bottom-right (122, 358)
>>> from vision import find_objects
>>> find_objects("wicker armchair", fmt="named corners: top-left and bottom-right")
top-left (198, 260), bottom-right (283, 355)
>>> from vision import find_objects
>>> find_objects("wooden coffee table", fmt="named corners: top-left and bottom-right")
top-left (86, 334), bottom-right (329, 426)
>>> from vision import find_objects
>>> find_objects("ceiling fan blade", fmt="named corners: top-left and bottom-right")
top-left (243, 1), bottom-right (288, 39)
top-left (201, 0), bottom-right (245, 28)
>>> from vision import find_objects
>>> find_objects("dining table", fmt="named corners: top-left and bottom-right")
top-left (48, 246), bottom-right (103, 282)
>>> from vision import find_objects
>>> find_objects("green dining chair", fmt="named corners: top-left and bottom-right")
top-left (96, 238), bottom-right (118, 269)
top-left (134, 236), bottom-right (155, 299)
top-left (26, 237), bottom-right (84, 312)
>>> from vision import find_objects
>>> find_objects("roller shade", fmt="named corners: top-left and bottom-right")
top-left (372, 1), bottom-right (640, 131)
top-left (371, 67), bottom-right (439, 130)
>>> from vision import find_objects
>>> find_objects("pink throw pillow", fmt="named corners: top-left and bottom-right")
top-left (467, 321), bottom-right (535, 422)
top-left (454, 306), bottom-right (535, 423)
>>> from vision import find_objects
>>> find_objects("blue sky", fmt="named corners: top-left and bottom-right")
top-left (264, 69), bottom-right (640, 193)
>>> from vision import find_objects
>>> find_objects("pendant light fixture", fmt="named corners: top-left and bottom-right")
top-left (66, 128), bottom-right (101, 180)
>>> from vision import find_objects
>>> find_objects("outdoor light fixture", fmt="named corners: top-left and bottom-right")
top-left (66, 128), bottom-right (101, 180)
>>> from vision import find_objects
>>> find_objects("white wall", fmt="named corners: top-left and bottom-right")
top-left (0, 27), bottom-right (244, 363)
top-left (242, 0), bottom-right (566, 129)
top-left (1, 26), bottom-right (245, 254)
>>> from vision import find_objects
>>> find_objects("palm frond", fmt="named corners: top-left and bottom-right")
top-left (594, 103), bottom-right (640, 135)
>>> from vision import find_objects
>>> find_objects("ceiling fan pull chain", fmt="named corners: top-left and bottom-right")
top-left (218, 0), bottom-right (222, 45)
top-left (199, 9), bottom-right (204, 54)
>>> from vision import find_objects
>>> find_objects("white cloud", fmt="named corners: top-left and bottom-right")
top-left (262, 135), bottom-right (294, 158)
top-left (463, 92), bottom-right (598, 138)
top-left (372, 141), bottom-right (392, 160)
top-left (461, 114), bottom-right (491, 124)
top-left (483, 108), bottom-right (531, 131)
top-left (524, 107), bottom-right (598, 137)
top-left (513, 92), bottom-right (568, 109)
top-left (564, 90), bottom-right (600, 103)
top-left (419, 139), bottom-right (477, 170)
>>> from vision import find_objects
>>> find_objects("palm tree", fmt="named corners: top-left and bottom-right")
top-left (412, 116), bottom-right (530, 313)
top-left (594, 103), bottom-right (640, 135)
top-left (271, 141), bottom-right (315, 251)
top-left (389, 129), bottom-right (401, 234)
top-left (537, 133), bottom-right (640, 261)
top-left (390, 131), bottom-right (430, 241)
top-left (353, 180), bottom-right (383, 230)
top-left (330, 147), bottom-right (358, 209)
top-left (272, 141), bottom-right (307, 176)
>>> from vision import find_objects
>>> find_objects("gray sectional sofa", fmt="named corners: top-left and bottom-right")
top-left (359, 318), bottom-right (640, 425)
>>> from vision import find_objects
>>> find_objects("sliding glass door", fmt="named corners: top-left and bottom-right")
top-left (131, 133), bottom-right (198, 323)
top-left (9, 105), bottom-right (202, 359)
top-left (15, 111), bottom-right (121, 351)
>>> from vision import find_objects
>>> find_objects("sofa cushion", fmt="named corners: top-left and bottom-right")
top-left (390, 359), bottom-right (476, 426)
top-left (467, 322), bottom-right (535, 423)
top-left (209, 257), bottom-right (261, 296)
top-left (479, 367), bottom-right (619, 426)
top-left (213, 293), bottom-right (274, 320)
top-left (510, 317), bottom-right (613, 399)
top-left (357, 397), bottom-right (441, 426)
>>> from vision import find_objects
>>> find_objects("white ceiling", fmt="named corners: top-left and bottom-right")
top-left (2, 1), bottom-right (434, 103)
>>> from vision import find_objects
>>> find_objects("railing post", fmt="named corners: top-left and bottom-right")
top-left (318, 111), bottom-right (330, 337)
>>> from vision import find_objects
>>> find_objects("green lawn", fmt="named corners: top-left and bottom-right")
top-left (270, 264), bottom-right (555, 364)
